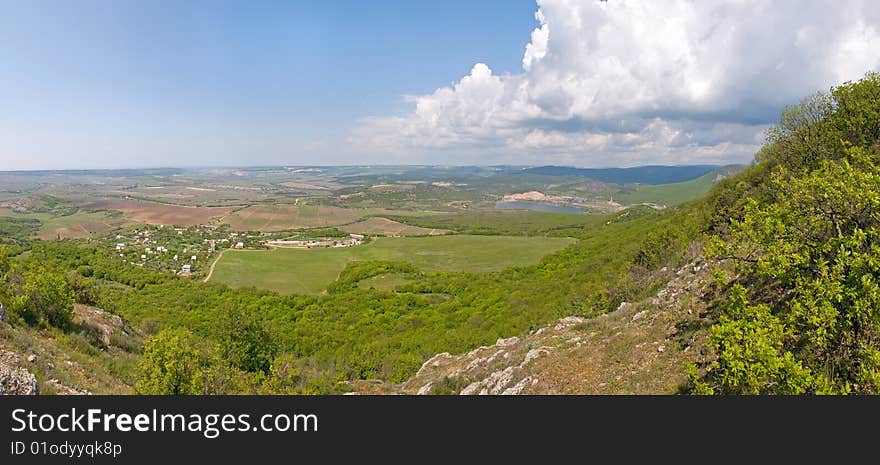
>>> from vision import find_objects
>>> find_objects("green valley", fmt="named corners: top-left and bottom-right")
top-left (210, 235), bottom-right (576, 294)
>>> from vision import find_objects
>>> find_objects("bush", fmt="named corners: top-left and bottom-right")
top-left (136, 328), bottom-right (208, 395)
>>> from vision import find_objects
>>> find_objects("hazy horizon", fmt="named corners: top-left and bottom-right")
top-left (0, 162), bottom-right (740, 174)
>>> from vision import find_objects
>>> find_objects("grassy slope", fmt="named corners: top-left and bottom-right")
top-left (340, 217), bottom-right (444, 236)
top-left (389, 210), bottom-right (602, 236)
top-left (0, 209), bottom-right (129, 240)
top-left (210, 235), bottom-right (576, 294)
top-left (36, 211), bottom-right (129, 239)
top-left (614, 172), bottom-right (717, 206)
top-left (221, 205), bottom-right (429, 231)
top-left (0, 306), bottom-right (143, 395)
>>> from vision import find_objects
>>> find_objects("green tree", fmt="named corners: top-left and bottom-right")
top-left (691, 286), bottom-right (813, 394)
top-left (14, 267), bottom-right (75, 329)
top-left (66, 271), bottom-right (99, 306)
top-left (136, 328), bottom-right (207, 395)
top-left (215, 305), bottom-right (277, 374)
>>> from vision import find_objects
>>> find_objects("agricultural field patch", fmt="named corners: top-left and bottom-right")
top-left (36, 211), bottom-right (131, 240)
top-left (0, 209), bottom-right (130, 240)
top-left (120, 185), bottom-right (273, 206)
top-left (82, 199), bottom-right (233, 226)
top-left (210, 235), bottom-right (576, 295)
top-left (221, 205), bottom-right (416, 232)
top-left (341, 217), bottom-right (446, 236)
top-left (389, 210), bottom-right (604, 236)
top-left (278, 181), bottom-right (331, 190)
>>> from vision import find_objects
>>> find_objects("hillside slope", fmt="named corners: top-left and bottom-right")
top-left (352, 258), bottom-right (720, 395)
top-left (0, 304), bottom-right (141, 395)
top-left (614, 165), bottom-right (743, 207)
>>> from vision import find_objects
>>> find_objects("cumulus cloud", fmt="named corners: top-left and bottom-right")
top-left (354, 0), bottom-right (880, 166)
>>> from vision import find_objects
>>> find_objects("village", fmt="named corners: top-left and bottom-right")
top-left (106, 224), bottom-right (368, 276)
top-left (107, 224), bottom-right (249, 276)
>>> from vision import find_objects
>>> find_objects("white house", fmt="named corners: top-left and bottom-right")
top-left (181, 264), bottom-right (192, 273)
top-left (235, 242), bottom-right (244, 249)
top-left (191, 255), bottom-right (197, 262)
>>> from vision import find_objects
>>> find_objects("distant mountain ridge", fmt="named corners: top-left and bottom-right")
top-left (522, 165), bottom-right (722, 185)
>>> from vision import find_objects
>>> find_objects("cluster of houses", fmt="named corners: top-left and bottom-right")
top-left (266, 234), bottom-right (365, 249)
top-left (111, 227), bottom-right (218, 275)
top-left (109, 226), bottom-right (365, 277)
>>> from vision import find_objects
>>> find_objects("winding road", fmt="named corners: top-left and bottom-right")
top-left (203, 249), bottom-right (229, 283)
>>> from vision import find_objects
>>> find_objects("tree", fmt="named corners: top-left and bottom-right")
top-left (136, 328), bottom-right (207, 395)
top-left (690, 286), bottom-right (813, 394)
top-left (766, 91), bottom-right (833, 171)
top-left (215, 305), bottom-right (277, 374)
top-left (66, 271), bottom-right (99, 306)
top-left (17, 267), bottom-right (75, 329)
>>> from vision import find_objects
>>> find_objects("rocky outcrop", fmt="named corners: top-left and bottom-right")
top-left (502, 191), bottom-right (548, 202)
top-left (73, 304), bottom-right (135, 349)
top-left (0, 350), bottom-right (39, 395)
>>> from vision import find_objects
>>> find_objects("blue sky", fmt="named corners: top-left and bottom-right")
top-left (0, 0), bottom-right (538, 169)
top-left (1, 1), bottom-right (878, 170)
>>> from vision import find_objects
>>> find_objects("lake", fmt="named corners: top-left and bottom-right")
top-left (495, 200), bottom-right (589, 214)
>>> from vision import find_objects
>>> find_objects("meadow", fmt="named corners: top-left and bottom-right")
top-left (209, 234), bottom-right (577, 294)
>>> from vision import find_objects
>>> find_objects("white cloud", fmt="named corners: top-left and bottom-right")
top-left (354, 0), bottom-right (880, 166)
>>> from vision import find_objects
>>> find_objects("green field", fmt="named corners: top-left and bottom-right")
top-left (210, 235), bottom-right (577, 294)
top-left (387, 210), bottom-right (603, 236)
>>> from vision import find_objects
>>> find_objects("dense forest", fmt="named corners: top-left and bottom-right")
top-left (1, 73), bottom-right (878, 395)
